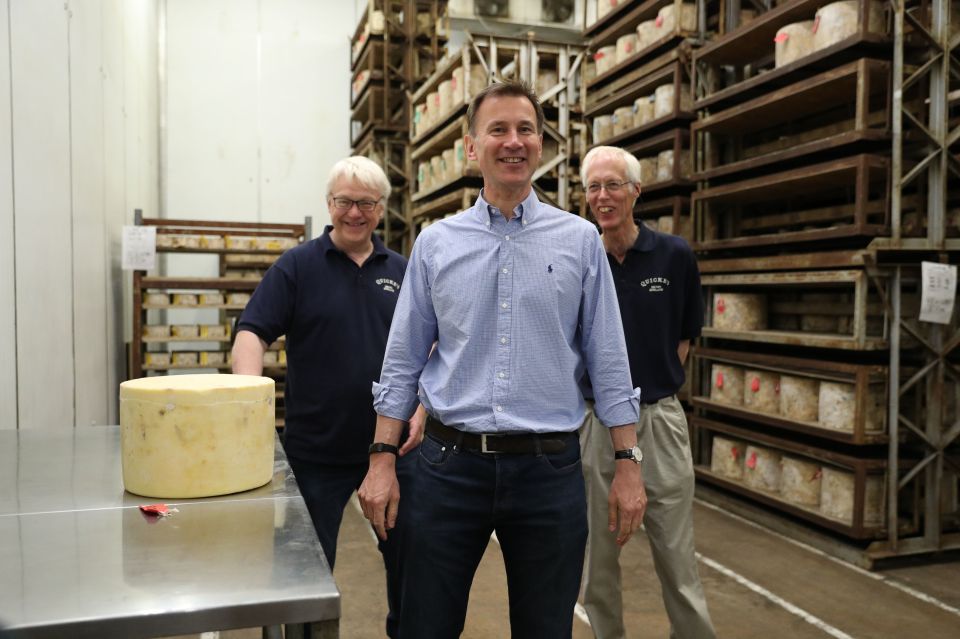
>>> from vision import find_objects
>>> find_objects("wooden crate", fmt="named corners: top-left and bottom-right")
top-left (700, 268), bottom-right (889, 350)
top-left (692, 153), bottom-right (889, 252)
top-left (692, 58), bottom-right (890, 181)
top-left (693, 415), bottom-right (913, 540)
top-left (692, 346), bottom-right (889, 444)
top-left (693, 0), bottom-right (890, 111)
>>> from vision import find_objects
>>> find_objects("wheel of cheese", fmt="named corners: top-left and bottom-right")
top-left (820, 466), bottom-right (885, 524)
top-left (779, 375), bottom-right (820, 421)
top-left (636, 20), bottom-right (658, 51)
top-left (593, 115), bottom-right (614, 142)
top-left (743, 445), bottom-right (782, 493)
top-left (710, 364), bottom-right (744, 405)
top-left (442, 149), bottom-right (456, 181)
top-left (657, 215), bottom-right (675, 235)
top-left (818, 381), bottom-right (855, 431)
top-left (594, 46), bottom-right (617, 75)
top-left (743, 369), bottom-right (780, 414)
top-left (120, 374), bottom-right (276, 498)
top-left (616, 33), bottom-right (638, 64)
top-left (613, 106), bottom-right (636, 135)
top-left (639, 157), bottom-right (658, 186)
top-left (712, 292), bottom-right (767, 330)
top-left (812, 1), bottom-right (886, 53)
top-left (781, 456), bottom-right (822, 506)
top-left (711, 436), bottom-right (747, 480)
top-left (438, 79), bottom-right (453, 116)
top-left (774, 21), bottom-right (816, 68)
top-left (633, 95), bottom-right (656, 126)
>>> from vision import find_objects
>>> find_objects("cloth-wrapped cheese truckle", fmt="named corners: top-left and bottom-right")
top-left (120, 374), bottom-right (275, 498)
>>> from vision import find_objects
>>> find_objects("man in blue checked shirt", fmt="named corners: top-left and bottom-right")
top-left (359, 80), bottom-right (647, 639)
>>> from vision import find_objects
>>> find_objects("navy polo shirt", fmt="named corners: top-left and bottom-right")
top-left (236, 226), bottom-right (407, 466)
top-left (607, 224), bottom-right (704, 402)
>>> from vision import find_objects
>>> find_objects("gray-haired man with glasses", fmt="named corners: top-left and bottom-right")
top-left (233, 155), bottom-right (423, 638)
top-left (579, 146), bottom-right (716, 639)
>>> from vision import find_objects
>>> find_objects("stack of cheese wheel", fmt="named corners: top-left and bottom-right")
top-left (812, 1), bottom-right (886, 53)
top-left (743, 445), bottom-right (782, 492)
top-left (594, 46), bottom-right (617, 75)
top-left (616, 33), bottom-right (638, 64)
top-left (781, 456), bottom-right (822, 506)
top-left (711, 436), bottom-right (747, 479)
top-left (657, 150), bottom-right (676, 182)
top-left (743, 369), bottom-right (780, 414)
top-left (636, 20), bottom-right (658, 50)
top-left (634, 95), bottom-right (656, 126)
top-left (710, 364), bottom-right (744, 405)
top-left (656, 3), bottom-right (697, 33)
top-left (712, 292), bottom-right (767, 330)
top-left (820, 466), bottom-right (885, 524)
top-left (653, 84), bottom-right (691, 118)
top-left (593, 115), bottom-right (615, 142)
top-left (774, 21), bottom-right (816, 68)
top-left (120, 374), bottom-right (276, 498)
top-left (613, 106), bottom-right (635, 136)
top-left (779, 375), bottom-right (820, 421)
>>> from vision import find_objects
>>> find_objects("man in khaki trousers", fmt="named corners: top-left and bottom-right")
top-left (579, 146), bottom-right (716, 639)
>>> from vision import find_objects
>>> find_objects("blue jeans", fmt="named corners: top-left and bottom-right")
top-left (399, 431), bottom-right (588, 639)
top-left (288, 451), bottom-right (416, 639)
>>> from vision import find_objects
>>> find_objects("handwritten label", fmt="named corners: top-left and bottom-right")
top-left (919, 261), bottom-right (957, 324)
top-left (122, 226), bottom-right (156, 271)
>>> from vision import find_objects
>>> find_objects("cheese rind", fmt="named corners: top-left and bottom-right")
top-left (119, 374), bottom-right (275, 498)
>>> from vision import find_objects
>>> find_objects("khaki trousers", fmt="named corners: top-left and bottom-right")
top-left (580, 397), bottom-right (716, 639)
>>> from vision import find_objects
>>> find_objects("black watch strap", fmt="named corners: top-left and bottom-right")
top-left (368, 442), bottom-right (399, 456)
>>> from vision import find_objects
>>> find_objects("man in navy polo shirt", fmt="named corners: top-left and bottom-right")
top-left (232, 155), bottom-right (420, 638)
top-left (579, 146), bottom-right (716, 639)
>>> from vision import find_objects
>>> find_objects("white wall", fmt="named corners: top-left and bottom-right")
top-left (0, 0), bottom-right (159, 429)
top-left (163, 0), bottom-right (357, 233)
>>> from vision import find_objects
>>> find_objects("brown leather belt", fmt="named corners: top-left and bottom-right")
top-left (426, 416), bottom-right (572, 454)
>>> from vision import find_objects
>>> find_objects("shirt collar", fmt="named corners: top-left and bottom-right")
top-left (630, 222), bottom-right (658, 253)
top-left (319, 224), bottom-right (388, 257)
top-left (474, 188), bottom-right (541, 226)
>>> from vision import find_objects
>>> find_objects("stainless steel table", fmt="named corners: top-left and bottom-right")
top-left (0, 426), bottom-right (340, 638)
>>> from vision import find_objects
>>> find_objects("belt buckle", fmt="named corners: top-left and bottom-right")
top-left (480, 433), bottom-right (504, 454)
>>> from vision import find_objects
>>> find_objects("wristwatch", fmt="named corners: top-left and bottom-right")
top-left (614, 445), bottom-right (643, 464)
top-left (368, 442), bottom-right (399, 456)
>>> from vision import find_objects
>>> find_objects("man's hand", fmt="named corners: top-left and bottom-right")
top-left (358, 454), bottom-right (400, 540)
top-left (399, 404), bottom-right (427, 456)
top-left (607, 460), bottom-right (647, 546)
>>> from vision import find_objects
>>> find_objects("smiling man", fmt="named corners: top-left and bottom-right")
top-left (358, 81), bottom-right (647, 638)
top-left (579, 145), bottom-right (715, 639)
top-left (232, 156), bottom-right (420, 639)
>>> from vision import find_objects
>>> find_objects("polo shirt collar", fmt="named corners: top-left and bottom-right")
top-left (474, 188), bottom-right (540, 226)
top-left (630, 222), bottom-right (658, 253)
top-left (319, 224), bottom-right (389, 257)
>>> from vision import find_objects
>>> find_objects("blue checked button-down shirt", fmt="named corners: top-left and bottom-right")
top-left (372, 190), bottom-right (640, 434)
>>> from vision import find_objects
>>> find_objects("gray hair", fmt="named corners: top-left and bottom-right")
top-left (326, 156), bottom-right (391, 201)
top-left (580, 146), bottom-right (641, 186)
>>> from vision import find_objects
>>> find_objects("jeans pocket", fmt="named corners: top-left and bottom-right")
top-left (540, 438), bottom-right (581, 474)
top-left (418, 433), bottom-right (453, 467)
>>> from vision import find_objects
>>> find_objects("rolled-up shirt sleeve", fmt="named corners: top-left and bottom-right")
top-left (373, 233), bottom-right (439, 421)
top-left (579, 229), bottom-right (641, 427)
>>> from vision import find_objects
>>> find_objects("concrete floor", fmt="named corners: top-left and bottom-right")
top-left (173, 493), bottom-right (960, 639)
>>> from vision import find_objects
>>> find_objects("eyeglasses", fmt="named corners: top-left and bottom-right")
top-left (331, 196), bottom-right (382, 212)
top-left (586, 180), bottom-right (634, 195)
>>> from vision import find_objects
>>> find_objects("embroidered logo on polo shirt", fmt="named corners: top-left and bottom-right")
top-left (640, 276), bottom-right (670, 293)
top-left (376, 278), bottom-right (400, 293)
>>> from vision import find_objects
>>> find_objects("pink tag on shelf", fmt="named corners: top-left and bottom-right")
top-left (715, 372), bottom-right (724, 389)
top-left (751, 377), bottom-right (760, 393)
top-left (656, 15), bottom-right (664, 27)
top-left (774, 33), bottom-right (789, 43)
top-left (746, 452), bottom-right (758, 469)
top-left (594, 51), bottom-right (606, 60)
top-left (716, 297), bottom-right (726, 313)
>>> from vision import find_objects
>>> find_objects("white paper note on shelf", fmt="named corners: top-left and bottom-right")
top-left (919, 261), bottom-right (957, 324)
top-left (122, 226), bottom-right (156, 270)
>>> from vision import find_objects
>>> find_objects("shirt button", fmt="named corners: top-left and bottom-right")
top-left (500, 337), bottom-right (508, 344)
top-left (522, 219), bottom-right (527, 225)
top-left (498, 372), bottom-right (506, 379)
top-left (496, 405), bottom-right (503, 412)
top-left (502, 268), bottom-right (509, 274)
top-left (505, 235), bottom-right (510, 240)
top-left (501, 302), bottom-right (509, 309)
